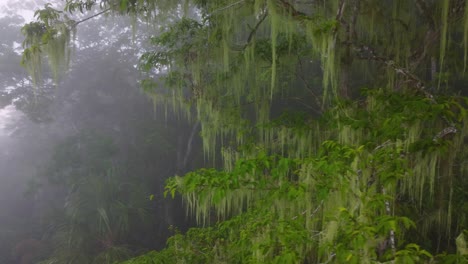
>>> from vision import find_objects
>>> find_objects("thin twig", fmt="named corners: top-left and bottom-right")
top-left (182, 121), bottom-right (201, 169)
top-left (229, 9), bottom-right (268, 51)
top-left (374, 140), bottom-right (392, 151)
top-left (277, 0), bottom-right (310, 18)
top-left (292, 200), bottom-right (323, 219)
top-left (73, 7), bottom-right (112, 27)
top-left (211, 0), bottom-right (246, 15)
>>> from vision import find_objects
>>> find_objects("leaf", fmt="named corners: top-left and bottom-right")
top-left (97, 207), bottom-right (111, 233)
top-left (419, 249), bottom-right (433, 258)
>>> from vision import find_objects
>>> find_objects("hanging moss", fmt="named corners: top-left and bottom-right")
top-left (46, 23), bottom-right (72, 83)
top-left (267, 0), bottom-right (278, 98)
top-left (463, 0), bottom-right (468, 72)
top-left (439, 0), bottom-right (450, 82)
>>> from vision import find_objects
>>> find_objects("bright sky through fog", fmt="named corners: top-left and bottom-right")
top-left (0, 0), bottom-right (47, 22)
top-left (0, 0), bottom-right (40, 135)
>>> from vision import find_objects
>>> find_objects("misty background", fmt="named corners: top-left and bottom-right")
top-left (0, 0), bottom-right (201, 262)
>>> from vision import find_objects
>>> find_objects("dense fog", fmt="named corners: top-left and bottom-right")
top-left (3, 0), bottom-right (468, 263)
top-left (0, 1), bottom-right (201, 262)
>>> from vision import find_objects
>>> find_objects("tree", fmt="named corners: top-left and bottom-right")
top-left (28, 132), bottom-right (140, 263)
top-left (22, 0), bottom-right (468, 263)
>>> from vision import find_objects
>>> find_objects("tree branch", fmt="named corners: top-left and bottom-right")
top-left (211, 0), bottom-right (246, 15)
top-left (333, 0), bottom-right (346, 35)
top-left (230, 10), bottom-right (268, 51)
top-left (352, 44), bottom-right (435, 101)
top-left (277, 0), bottom-right (310, 18)
top-left (332, 0), bottom-right (346, 63)
top-left (73, 7), bottom-right (112, 27)
top-left (245, 10), bottom-right (268, 46)
top-left (415, 0), bottom-right (435, 30)
top-left (382, 187), bottom-right (396, 257)
top-left (182, 121), bottom-right (201, 170)
top-left (433, 126), bottom-right (458, 142)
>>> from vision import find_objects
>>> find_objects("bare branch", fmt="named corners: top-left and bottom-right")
top-left (382, 188), bottom-right (396, 257)
top-left (352, 44), bottom-right (435, 101)
top-left (331, 0), bottom-right (346, 55)
top-left (277, 0), bottom-right (310, 18)
top-left (433, 126), bottom-right (458, 142)
top-left (211, 0), bottom-right (246, 15)
top-left (229, 10), bottom-right (268, 51)
top-left (292, 200), bottom-right (323, 220)
top-left (374, 140), bottom-right (392, 151)
top-left (245, 10), bottom-right (268, 47)
top-left (350, 0), bottom-right (359, 39)
top-left (334, 0), bottom-right (346, 32)
top-left (73, 7), bottom-right (112, 27)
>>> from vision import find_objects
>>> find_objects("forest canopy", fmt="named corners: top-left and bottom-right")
top-left (21, 0), bottom-right (468, 263)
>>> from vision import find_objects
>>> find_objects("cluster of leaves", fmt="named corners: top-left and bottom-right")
top-left (21, 3), bottom-right (75, 84)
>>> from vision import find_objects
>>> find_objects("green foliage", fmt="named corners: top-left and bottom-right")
top-left (21, 4), bottom-right (73, 84)
top-left (126, 90), bottom-right (468, 263)
top-left (22, 0), bottom-right (468, 263)
top-left (44, 131), bottom-right (117, 184)
top-left (33, 133), bottom-right (153, 263)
